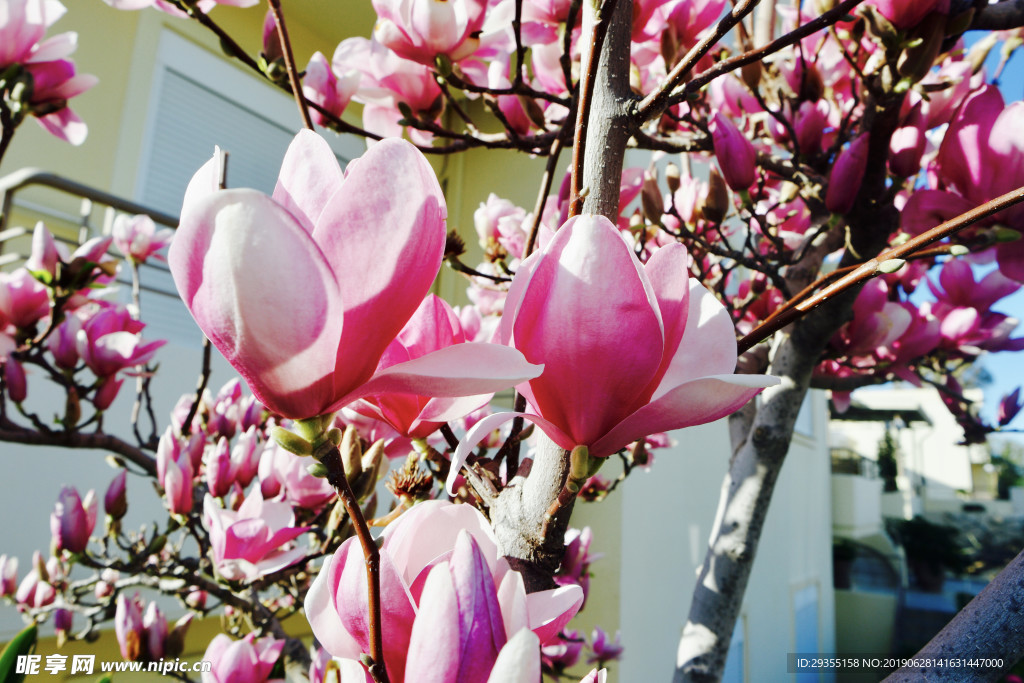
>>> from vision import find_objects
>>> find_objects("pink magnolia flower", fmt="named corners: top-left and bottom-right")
top-left (0, 555), bottom-right (18, 597)
top-left (372, 0), bottom-right (487, 65)
top-left (4, 357), bottom-right (27, 403)
top-left (15, 552), bottom-right (55, 609)
top-left (75, 303), bottom-right (165, 378)
top-left (203, 489), bottom-right (310, 582)
top-left (450, 216), bottom-right (777, 488)
top-left (258, 442), bottom-right (336, 509)
top-left (0, 269), bottom-right (50, 329)
top-left (864, 0), bottom-right (949, 29)
top-left (201, 633), bottom-right (284, 683)
top-left (169, 130), bottom-right (539, 422)
top-left (50, 485), bottom-right (97, 554)
top-left (351, 294), bottom-right (498, 438)
top-left (112, 214), bottom-right (174, 264)
top-left (305, 500), bottom-right (583, 682)
top-left (332, 37), bottom-right (442, 143)
top-left (115, 593), bottom-right (144, 661)
top-left (710, 114), bottom-right (756, 191)
top-left (0, 0), bottom-right (67, 67)
top-left (826, 134), bottom-right (870, 214)
top-left (162, 454), bottom-right (193, 516)
top-left (999, 388), bottom-right (1022, 427)
top-left (587, 627), bottom-right (623, 664)
top-left (23, 57), bottom-right (97, 145)
top-left (104, 470), bottom-right (127, 520)
top-left (302, 51), bottom-right (359, 127)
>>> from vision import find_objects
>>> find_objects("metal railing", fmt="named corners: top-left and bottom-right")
top-left (0, 167), bottom-right (178, 265)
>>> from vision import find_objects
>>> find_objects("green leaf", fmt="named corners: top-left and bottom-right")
top-left (0, 623), bottom-right (38, 683)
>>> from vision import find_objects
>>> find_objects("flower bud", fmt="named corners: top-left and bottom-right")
top-left (4, 358), bottom-right (27, 403)
top-left (144, 602), bottom-right (168, 660)
top-left (205, 437), bottom-right (233, 498)
top-left (0, 555), bottom-right (17, 597)
top-left (710, 113), bottom-right (757, 191)
top-left (339, 424), bottom-right (363, 480)
top-left (826, 134), bottom-right (871, 214)
top-left (115, 594), bottom-right (144, 661)
top-left (104, 470), bottom-right (128, 521)
top-left (700, 168), bottom-right (731, 224)
top-left (25, 222), bottom-right (60, 280)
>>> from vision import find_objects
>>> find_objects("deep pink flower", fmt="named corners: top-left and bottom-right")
top-left (352, 294), bottom-right (499, 438)
top-left (999, 388), bottom-right (1022, 427)
top-left (0, 0), bottom-right (66, 67)
top-left (4, 357), bottom-right (27, 403)
top-left (587, 627), bottom-right (623, 664)
top-left (104, 470), bottom-right (128, 520)
top-left (450, 216), bottom-right (776, 487)
top-left (710, 113), bottom-right (756, 191)
top-left (75, 304), bottom-right (165, 378)
top-left (826, 134), bottom-right (870, 214)
top-left (203, 489), bottom-right (310, 582)
top-left (305, 500), bottom-right (583, 682)
top-left (24, 57), bottom-right (97, 145)
top-left (201, 633), bottom-right (284, 683)
top-left (14, 552), bottom-right (54, 609)
top-left (864, 0), bottom-right (949, 29)
top-left (170, 131), bottom-right (539, 422)
top-left (50, 485), bottom-right (97, 554)
top-left (372, 0), bottom-right (487, 65)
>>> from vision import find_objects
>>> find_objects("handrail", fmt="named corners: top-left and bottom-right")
top-left (0, 167), bottom-right (179, 234)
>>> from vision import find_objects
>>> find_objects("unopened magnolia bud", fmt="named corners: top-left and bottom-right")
top-left (641, 173), bottom-right (664, 226)
top-left (665, 163), bottom-right (681, 193)
top-left (307, 462), bottom-right (329, 479)
top-left (994, 227), bottom-right (1022, 243)
top-left (949, 245), bottom-right (970, 256)
top-left (876, 258), bottom-right (906, 274)
top-left (104, 471), bottom-right (128, 521)
top-left (701, 168), bottom-right (730, 224)
top-left (165, 613), bottom-right (193, 658)
top-left (271, 426), bottom-right (313, 456)
top-left (340, 425), bottom-right (363, 480)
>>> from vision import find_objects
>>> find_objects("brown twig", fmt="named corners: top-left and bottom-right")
top-left (634, 0), bottom-right (762, 121)
top-left (266, 0), bottom-right (313, 130)
top-left (737, 183), bottom-right (1024, 353)
top-left (316, 442), bottom-right (389, 683)
top-left (637, 0), bottom-right (865, 120)
top-left (0, 415), bottom-right (156, 476)
top-left (569, 0), bottom-right (621, 217)
top-left (525, 134), bottom-right (567, 256)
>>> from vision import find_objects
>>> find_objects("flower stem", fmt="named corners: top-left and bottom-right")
top-left (266, 0), bottom-right (313, 131)
top-left (315, 441), bottom-right (389, 683)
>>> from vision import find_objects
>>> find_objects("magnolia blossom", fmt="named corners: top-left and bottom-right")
top-left (258, 441), bottom-right (336, 509)
top-left (201, 633), bottom-right (284, 683)
top-left (302, 51), bottom-right (359, 127)
top-left (0, 269), bottom-right (50, 330)
top-left (450, 215), bottom-right (777, 490)
top-left (305, 500), bottom-right (583, 681)
top-left (50, 486), bottom-right (97, 554)
top-left (352, 294), bottom-right (495, 438)
top-left (112, 213), bottom-right (174, 264)
top-left (169, 130), bottom-right (540, 421)
top-left (203, 489), bottom-right (310, 582)
top-left (0, 0), bottom-right (96, 144)
top-left (372, 0), bottom-right (487, 65)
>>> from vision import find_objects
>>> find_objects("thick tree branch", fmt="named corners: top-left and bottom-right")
top-left (969, 0), bottom-right (1024, 31)
top-left (883, 547), bottom-right (1024, 682)
top-left (0, 417), bottom-right (156, 476)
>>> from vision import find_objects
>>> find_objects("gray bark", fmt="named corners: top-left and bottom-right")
top-left (491, 0), bottom-right (635, 592)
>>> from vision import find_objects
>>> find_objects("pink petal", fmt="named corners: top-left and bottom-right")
top-left (512, 215), bottom-right (664, 445)
top-left (334, 541), bottom-right (416, 681)
top-left (404, 563), bottom-right (462, 682)
top-left (447, 411), bottom-right (573, 494)
top-left (485, 628), bottom-right (541, 683)
top-left (304, 553), bottom-right (365, 661)
top-left (169, 189), bottom-right (345, 418)
top-left (590, 374), bottom-right (777, 458)
top-left (271, 130), bottom-right (345, 233)
top-left (450, 533), bottom-right (506, 681)
top-left (335, 343), bottom-right (542, 413)
top-left (525, 584), bottom-right (584, 645)
top-left (382, 500), bottom-right (500, 584)
top-left (313, 138), bottom-right (447, 394)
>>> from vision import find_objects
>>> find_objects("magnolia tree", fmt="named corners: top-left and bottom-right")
top-left (3, 0), bottom-right (1024, 680)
